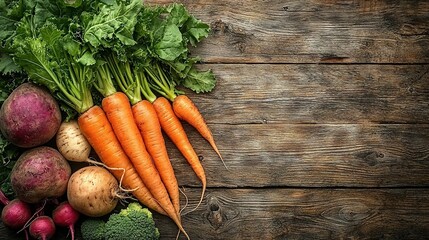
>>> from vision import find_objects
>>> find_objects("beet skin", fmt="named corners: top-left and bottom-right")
top-left (11, 146), bottom-right (71, 204)
top-left (0, 83), bottom-right (61, 148)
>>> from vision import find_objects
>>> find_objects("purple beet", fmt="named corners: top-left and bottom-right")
top-left (10, 146), bottom-right (71, 204)
top-left (0, 83), bottom-right (61, 148)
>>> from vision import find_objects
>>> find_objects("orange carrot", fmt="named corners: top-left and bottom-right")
top-left (153, 96), bottom-right (207, 211)
top-left (77, 105), bottom-right (166, 215)
top-left (173, 94), bottom-right (227, 168)
top-left (105, 57), bottom-right (182, 217)
top-left (101, 92), bottom-right (187, 238)
top-left (132, 100), bottom-right (181, 216)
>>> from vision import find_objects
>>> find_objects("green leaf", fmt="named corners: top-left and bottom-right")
top-left (83, 0), bottom-right (142, 49)
top-left (62, 0), bottom-right (83, 8)
top-left (0, 132), bottom-right (20, 199)
top-left (134, 5), bottom-right (165, 41)
top-left (63, 36), bottom-right (81, 57)
top-left (77, 51), bottom-right (96, 65)
top-left (183, 15), bottom-right (210, 46)
top-left (0, 13), bottom-right (18, 48)
top-left (0, 70), bottom-right (27, 103)
top-left (182, 68), bottom-right (216, 93)
top-left (166, 3), bottom-right (189, 27)
top-left (154, 23), bottom-right (186, 61)
top-left (0, 54), bottom-right (21, 74)
top-left (39, 23), bottom-right (63, 46)
top-left (13, 37), bottom-right (60, 92)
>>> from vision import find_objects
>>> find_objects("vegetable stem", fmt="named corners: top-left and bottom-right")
top-left (144, 62), bottom-right (176, 101)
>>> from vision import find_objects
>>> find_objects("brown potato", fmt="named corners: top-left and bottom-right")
top-left (67, 166), bottom-right (119, 217)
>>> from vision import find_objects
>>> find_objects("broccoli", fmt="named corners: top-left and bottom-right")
top-left (105, 202), bottom-right (160, 240)
top-left (80, 202), bottom-right (160, 240)
top-left (81, 218), bottom-right (106, 240)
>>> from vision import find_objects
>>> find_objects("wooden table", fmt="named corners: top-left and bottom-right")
top-left (147, 1), bottom-right (429, 239)
top-left (2, 1), bottom-right (429, 239)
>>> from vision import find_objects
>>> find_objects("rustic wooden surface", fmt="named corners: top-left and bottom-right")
top-left (1, 0), bottom-right (429, 239)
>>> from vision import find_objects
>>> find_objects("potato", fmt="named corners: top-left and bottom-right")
top-left (11, 146), bottom-right (71, 203)
top-left (67, 166), bottom-right (119, 217)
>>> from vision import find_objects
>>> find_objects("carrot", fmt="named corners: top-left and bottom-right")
top-left (173, 94), bottom-right (227, 168)
top-left (132, 100), bottom-right (181, 216)
top-left (108, 58), bottom-right (181, 216)
top-left (77, 106), bottom-right (167, 216)
top-left (153, 96), bottom-right (207, 211)
top-left (94, 60), bottom-right (188, 238)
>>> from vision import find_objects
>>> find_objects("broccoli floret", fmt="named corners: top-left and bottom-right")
top-left (105, 202), bottom-right (160, 240)
top-left (81, 218), bottom-right (106, 240)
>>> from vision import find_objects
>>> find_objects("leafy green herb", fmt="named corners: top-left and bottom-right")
top-left (1, 0), bottom-right (217, 118)
top-left (132, 3), bottom-right (216, 93)
top-left (82, 0), bottom-right (142, 60)
top-left (12, 19), bottom-right (94, 115)
top-left (0, 133), bottom-right (19, 198)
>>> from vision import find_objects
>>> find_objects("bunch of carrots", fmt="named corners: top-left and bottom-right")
top-left (79, 55), bottom-right (225, 238)
top-left (79, 59), bottom-right (223, 239)
top-left (0, 0), bottom-right (226, 238)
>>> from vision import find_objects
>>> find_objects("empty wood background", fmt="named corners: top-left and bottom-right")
top-left (1, 0), bottom-right (428, 239)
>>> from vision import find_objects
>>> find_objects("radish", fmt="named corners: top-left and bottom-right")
top-left (1, 199), bottom-right (32, 230)
top-left (0, 190), bottom-right (32, 232)
top-left (29, 216), bottom-right (56, 240)
top-left (52, 201), bottom-right (80, 240)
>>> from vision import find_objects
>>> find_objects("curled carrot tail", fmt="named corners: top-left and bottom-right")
top-left (132, 100), bottom-right (181, 216)
top-left (173, 94), bottom-right (227, 169)
top-left (153, 97), bottom-right (207, 211)
top-left (77, 105), bottom-right (166, 215)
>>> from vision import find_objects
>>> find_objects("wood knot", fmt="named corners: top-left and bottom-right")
top-left (321, 201), bottom-right (372, 225)
top-left (211, 19), bottom-right (228, 34)
top-left (206, 197), bottom-right (224, 230)
top-left (356, 150), bottom-right (384, 166)
top-left (210, 19), bottom-right (251, 53)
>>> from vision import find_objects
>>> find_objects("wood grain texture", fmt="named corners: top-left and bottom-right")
top-left (146, 0), bottom-right (429, 64)
top-left (152, 188), bottom-right (429, 239)
top-left (1, 1), bottom-right (429, 240)
top-left (2, 188), bottom-right (427, 240)
top-left (169, 123), bottom-right (429, 188)
top-left (187, 64), bottom-right (429, 124)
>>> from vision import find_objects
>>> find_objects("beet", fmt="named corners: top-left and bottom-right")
top-left (0, 83), bottom-right (61, 148)
top-left (10, 146), bottom-right (71, 203)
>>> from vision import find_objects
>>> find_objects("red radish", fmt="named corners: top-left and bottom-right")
top-left (0, 189), bottom-right (32, 233)
top-left (29, 216), bottom-right (56, 240)
top-left (52, 201), bottom-right (79, 240)
top-left (1, 199), bottom-right (32, 230)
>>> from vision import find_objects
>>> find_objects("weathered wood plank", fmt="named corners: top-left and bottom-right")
top-left (146, 0), bottom-right (429, 63)
top-left (2, 188), bottom-right (428, 239)
top-left (186, 64), bottom-right (429, 124)
top-left (168, 124), bottom-right (429, 187)
top-left (152, 188), bottom-right (429, 239)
